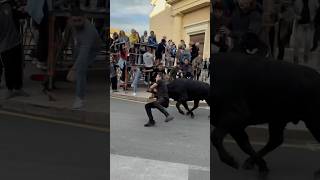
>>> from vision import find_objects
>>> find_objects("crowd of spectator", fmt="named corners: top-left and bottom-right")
top-left (212, 0), bottom-right (320, 64)
top-left (109, 29), bottom-right (209, 95)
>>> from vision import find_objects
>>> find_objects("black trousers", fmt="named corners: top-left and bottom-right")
top-left (111, 76), bottom-right (117, 90)
top-left (0, 44), bottom-right (23, 90)
top-left (312, 24), bottom-right (320, 49)
top-left (144, 67), bottom-right (153, 82)
top-left (145, 98), bottom-right (170, 121)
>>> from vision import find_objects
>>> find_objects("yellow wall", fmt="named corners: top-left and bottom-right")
top-left (183, 6), bottom-right (210, 26)
top-left (150, 0), bottom-right (210, 59)
top-left (149, 6), bottom-right (174, 41)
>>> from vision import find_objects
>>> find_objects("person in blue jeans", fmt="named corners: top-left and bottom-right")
top-left (69, 9), bottom-right (102, 109)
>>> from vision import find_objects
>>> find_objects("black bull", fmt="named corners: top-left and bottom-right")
top-left (211, 52), bottom-right (320, 174)
top-left (166, 79), bottom-right (210, 118)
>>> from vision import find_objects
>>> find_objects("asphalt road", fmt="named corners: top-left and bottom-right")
top-left (110, 97), bottom-right (210, 180)
top-left (212, 140), bottom-right (320, 180)
top-left (0, 112), bottom-right (108, 180)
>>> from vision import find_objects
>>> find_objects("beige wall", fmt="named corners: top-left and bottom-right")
top-left (182, 6), bottom-right (210, 47)
top-left (150, 0), bottom-right (210, 59)
top-left (183, 6), bottom-right (210, 26)
top-left (149, 6), bottom-right (174, 41)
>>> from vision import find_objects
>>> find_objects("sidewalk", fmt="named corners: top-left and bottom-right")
top-left (0, 62), bottom-right (108, 128)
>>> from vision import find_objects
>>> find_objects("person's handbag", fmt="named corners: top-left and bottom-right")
top-left (66, 65), bottom-right (76, 82)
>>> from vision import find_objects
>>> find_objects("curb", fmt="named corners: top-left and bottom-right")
top-left (111, 93), bottom-right (209, 107)
top-left (0, 100), bottom-right (109, 129)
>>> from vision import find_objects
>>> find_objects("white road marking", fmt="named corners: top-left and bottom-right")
top-left (111, 97), bottom-right (210, 110)
top-left (110, 154), bottom-right (209, 180)
top-left (0, 110), bottom-right (109, 133)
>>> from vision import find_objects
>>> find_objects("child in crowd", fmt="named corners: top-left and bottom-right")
top-left (131, 66), bottom-right (142, 96)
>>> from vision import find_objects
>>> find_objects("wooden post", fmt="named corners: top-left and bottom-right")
top-left (47, 15), bottom-right (56, 90)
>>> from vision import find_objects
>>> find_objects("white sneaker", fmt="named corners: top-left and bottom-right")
top-left (72, 97), bottom-right (84, 110)
top-left (133, 93), bottom-right (137, 96)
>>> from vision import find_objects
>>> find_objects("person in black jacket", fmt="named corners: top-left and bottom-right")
top-left (144, 73), bottom-right (174, 127)
top-left (190, 42), bottom-right (199, 63)
top-left (0, 0), bottom-right (29, 99)
top-left (155, 39), bottom-right (166, 64)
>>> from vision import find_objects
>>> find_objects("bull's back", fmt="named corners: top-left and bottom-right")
top-left (213, 52), bottom-right (320, 121)
top-left (167, 79), bottom-right (210, 100)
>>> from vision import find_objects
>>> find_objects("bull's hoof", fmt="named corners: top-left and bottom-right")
top-left (186, 111), bottom-right (191, 115)
top-left (259, 166), bottom-right (269, 175)
top-left (228, 158), bottom-right (240, 170)
top-left (258, 167), bottom-right (270, 179)
top-left (191, 114), bottom-right (195, 119)
top-left (223, 156), bottom-right (239, 170)
top-left (179, 111), bottom-right (185, 115)
top-left (242, 158), bottom-right (255, 170)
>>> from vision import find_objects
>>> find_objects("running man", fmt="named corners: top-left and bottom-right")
top-left (144, 73), bottom-right (174, 127)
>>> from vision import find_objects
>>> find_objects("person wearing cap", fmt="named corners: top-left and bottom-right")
top-left (68, 9), bottom-right (103, 109)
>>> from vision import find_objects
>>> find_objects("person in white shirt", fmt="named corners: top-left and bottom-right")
top-left (141, 31), bottom-right (148, 43)
top-left (143, 46), bottom-right (154, 85)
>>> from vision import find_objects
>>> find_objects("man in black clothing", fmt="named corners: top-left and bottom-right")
top-left (190, 42), bottom-right (199, 62)
top-left (155, 39), bottom-right (166, 64)
top-left (144, 73), bottom-right (174, 127)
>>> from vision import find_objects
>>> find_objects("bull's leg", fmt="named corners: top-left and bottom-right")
top-left (186, 100), bottom-right (199, 117)
top-left (176, 101), bottom-right (185, 115)
top-left (212, 127), bottom-right (239, 169)
top-left (181, 101), bottom-right (194, 118)
top-left (305, 120), bottom-right (320, 142)
top-left (230, 130), bottom-right (268, 171)
top-left (244, 123), bottom-right (286, 174)
top-left (304, 120), bottom-right (320, 179)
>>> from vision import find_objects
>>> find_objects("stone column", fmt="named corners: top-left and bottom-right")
top-left (203, 22), bottom-right (210, 60)
top-left (172, 13), bottom-right (183, 44)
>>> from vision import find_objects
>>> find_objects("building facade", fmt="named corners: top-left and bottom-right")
top-left (150, 0), bottom-right (210, 60)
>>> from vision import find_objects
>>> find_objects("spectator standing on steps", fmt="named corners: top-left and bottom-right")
top-left (68, 9), bottom-right (102, 109)
top-left (143, 46), bottom-right (154, 85)
top-left (292, 0), bottom-right (319, 64)
top-left (110, 57), bottom-right (118, 92)
top-left (0, 0), bottom-right (29, 99)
